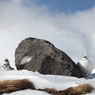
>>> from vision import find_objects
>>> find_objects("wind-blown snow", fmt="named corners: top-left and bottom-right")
top-left (0, 21), bottom-right (95, 95)
top-left (0, 21), bottom-right (95, 68)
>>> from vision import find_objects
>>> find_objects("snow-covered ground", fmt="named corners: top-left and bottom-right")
top-left (0, 21), bottom-right (95, 94)
top-left (0, 69), bottom-right (95, 95)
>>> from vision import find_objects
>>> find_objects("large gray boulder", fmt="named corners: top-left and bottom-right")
top-left (15, 37), bottom-right (83, 78)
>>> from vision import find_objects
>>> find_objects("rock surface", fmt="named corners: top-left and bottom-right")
top-left (15, 37), bottom-right (83, 78)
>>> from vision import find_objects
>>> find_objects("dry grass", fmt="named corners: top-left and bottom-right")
top-left (44, 83), bottom-right (94, 95)
top-left (64, 83), bottom-right (94, 94)
top-left (38, 88), bottom-right (58, 94)
top-left (0, 79), bottom-right (35, 94)
top-left (0, 79), bottom-right (94, 95)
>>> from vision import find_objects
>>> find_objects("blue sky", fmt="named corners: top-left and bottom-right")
top-left (35, 0), bottom-right (95, 13)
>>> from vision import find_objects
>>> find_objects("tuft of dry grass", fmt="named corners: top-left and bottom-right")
top-left (64, 83), bottom-right (94, 94)
top-left (0, 79), bottom-right (35, 94)
top-left (53, 90), bottom-right (80, 95)
top-left (49, 83), bottom-right (94, 95)
top-left (38, 88), bottom-right (58, 94)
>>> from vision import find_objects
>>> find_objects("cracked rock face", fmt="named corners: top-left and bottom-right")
top-left (15, 37), bottom-right (83, 78)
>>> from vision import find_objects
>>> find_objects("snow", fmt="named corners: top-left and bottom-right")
top-left (20, 56), bottom-right (33, 65)
top-left (0, 69), bottom-right (95, 95)
top-left (0, 21), bottom-right (95, 94)
top-left (3, 90), bottom-right (50, 95)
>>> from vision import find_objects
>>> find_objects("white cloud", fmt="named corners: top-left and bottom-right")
top-left (0, 0), bottom-right (49, 29)
top-left (51, 7), bottom-right (95, 33)
top-left (0, 0), bottom-right (95, 33)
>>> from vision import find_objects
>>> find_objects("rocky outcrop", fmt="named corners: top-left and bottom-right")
top-left (15, 37), bottom-right (83, 78)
